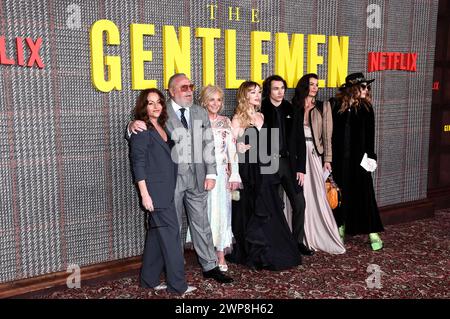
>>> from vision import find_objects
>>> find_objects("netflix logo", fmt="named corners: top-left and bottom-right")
top-left (0, 36), bottom-right (45, 68)
top-left (368, 52), bottom-right (417, 72)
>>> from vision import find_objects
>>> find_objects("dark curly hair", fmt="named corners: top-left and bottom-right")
top-left (133, 88), bottom-right (168, 129)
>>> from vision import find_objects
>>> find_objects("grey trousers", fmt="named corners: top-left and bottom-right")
top-left (140, 202), bottom-right (188, 294)
top-left (174, 172), bottom-right (218, 272)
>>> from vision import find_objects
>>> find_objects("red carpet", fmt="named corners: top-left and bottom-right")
top-left (27, 209), bottom-right (450, 299)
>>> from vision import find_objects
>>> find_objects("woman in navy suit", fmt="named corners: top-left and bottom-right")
top-left (130, 88), bottom-right (195, 295)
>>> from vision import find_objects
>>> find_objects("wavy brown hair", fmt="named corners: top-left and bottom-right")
top-left (233, 81), bottom-right (261, 129)
top-left (292, 73), bottom-right (318, 110)
top-left (336, 84), bottom-right (372, 113)
top-left (134, 88), bottom-right (168, 128)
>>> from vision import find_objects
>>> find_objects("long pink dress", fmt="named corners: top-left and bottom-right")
top-left (302, 124), bottom-right (345, 254)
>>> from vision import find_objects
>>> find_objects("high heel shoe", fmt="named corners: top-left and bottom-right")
top-left (369, 233), bottom-right (383, 251)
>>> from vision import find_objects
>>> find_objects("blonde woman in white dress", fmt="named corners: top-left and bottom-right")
top-left (187, 85), bottom-right (241, 271)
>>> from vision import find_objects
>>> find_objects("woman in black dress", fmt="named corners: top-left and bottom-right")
top-left (227, 81), bottom-right (301, 270)
top-left (331, 73), bottom-right (384, 251)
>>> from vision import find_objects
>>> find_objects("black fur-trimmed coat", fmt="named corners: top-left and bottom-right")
top-left (330, 99), bottom-right (384, 235)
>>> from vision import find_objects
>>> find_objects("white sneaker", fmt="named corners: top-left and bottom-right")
top-left (182, 286), bottom-right (197, 295)
top-left (218, 264), bottom-right (228, 272)
top-left (153, 283), bottom-right (167, 291)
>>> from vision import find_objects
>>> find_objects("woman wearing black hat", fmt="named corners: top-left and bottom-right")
top-left (330, 72), bottom-right (384, 251)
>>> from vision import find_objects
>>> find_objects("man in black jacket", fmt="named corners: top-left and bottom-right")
top-left (261, 75), bottom-right (313, 256)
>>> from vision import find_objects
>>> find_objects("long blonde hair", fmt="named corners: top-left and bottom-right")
top-left (336, 84), bottom-right (372, 113)
top-left (233, 81), bottom-right (261, 128)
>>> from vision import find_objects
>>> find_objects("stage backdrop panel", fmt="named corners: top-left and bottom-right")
top-left (0, 0), bottom-right (438, 283)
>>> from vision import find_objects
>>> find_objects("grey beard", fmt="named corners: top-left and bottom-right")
top-left (177, 100), bottom-right (193, 108)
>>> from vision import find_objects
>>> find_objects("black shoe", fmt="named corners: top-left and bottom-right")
top-left (203, 266), bottom-right (234, 283)
top-left (249, 262), bottom-right (272, 271)
top-left (298, 243), bottom-right (315, 256)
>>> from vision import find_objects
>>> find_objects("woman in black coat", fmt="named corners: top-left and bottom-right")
top-left (331, 73), bottom-right (384, 251)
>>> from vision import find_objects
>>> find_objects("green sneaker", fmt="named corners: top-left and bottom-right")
top-left (338, 225), bottom-right (345, 242)
top-left (369, 233), bottom-right (383, 251)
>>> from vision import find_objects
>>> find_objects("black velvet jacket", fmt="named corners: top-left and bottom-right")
top-left (261, 98), bottom-right (307, 189)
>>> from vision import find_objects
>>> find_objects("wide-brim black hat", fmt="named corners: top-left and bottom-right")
top-left (339, 72), bottom-right (375, 90)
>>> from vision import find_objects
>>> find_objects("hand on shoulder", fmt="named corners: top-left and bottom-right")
top-left (130, 120), bottom-right (147, 134)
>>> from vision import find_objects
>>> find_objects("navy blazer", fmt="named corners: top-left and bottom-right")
top-left (129, 128), bottom-right (177, 209)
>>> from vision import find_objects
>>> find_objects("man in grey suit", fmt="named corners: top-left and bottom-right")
top-left (129, 74), bottom-right (233, 283)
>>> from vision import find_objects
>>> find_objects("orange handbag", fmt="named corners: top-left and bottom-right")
top-left (325, 174), bottom-right (342, 209)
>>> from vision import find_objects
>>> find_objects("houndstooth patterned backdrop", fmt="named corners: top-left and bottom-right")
top-left (0, 0), bottom-right (438, 283)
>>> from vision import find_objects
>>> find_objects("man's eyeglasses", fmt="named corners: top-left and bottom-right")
top-left (179, 84), bottom-right (195, 92)
top-left (360, 84), bottom-right (371, 91)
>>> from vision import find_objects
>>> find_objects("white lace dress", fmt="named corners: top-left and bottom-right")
top-left (187, 116), bottom-right (241, 252)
